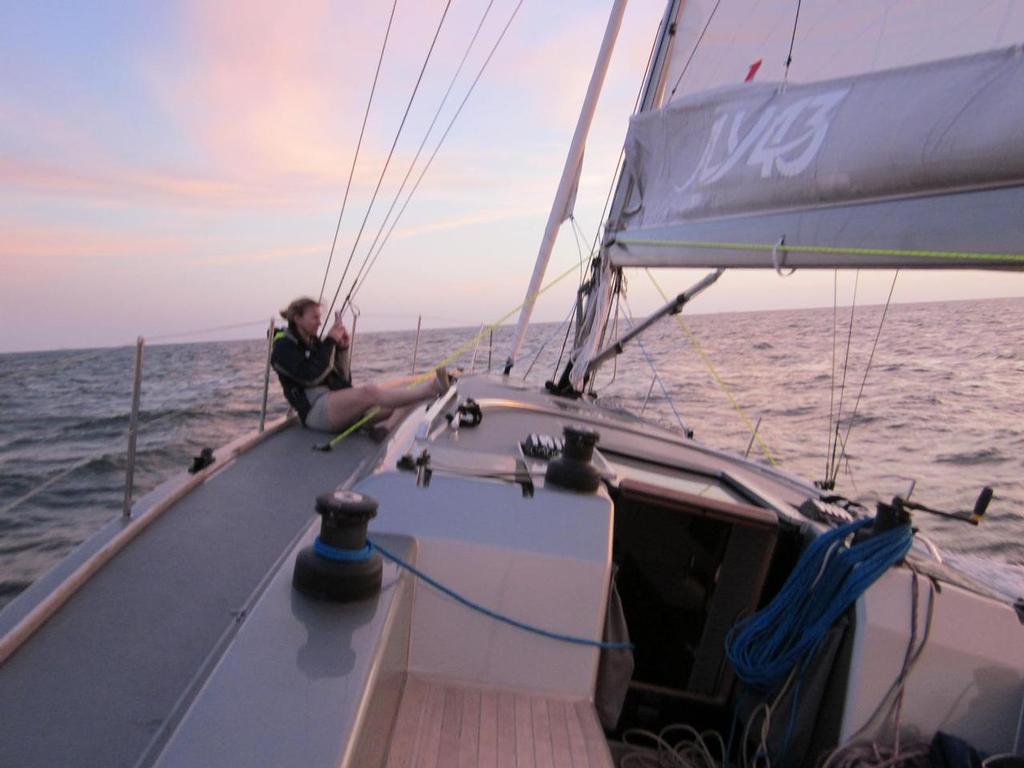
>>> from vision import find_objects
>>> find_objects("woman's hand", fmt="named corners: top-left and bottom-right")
top-left (328, 311), bottom-right (350, 348)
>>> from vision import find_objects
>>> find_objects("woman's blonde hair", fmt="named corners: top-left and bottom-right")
top-left (280, 296), bottom-right (320, 323)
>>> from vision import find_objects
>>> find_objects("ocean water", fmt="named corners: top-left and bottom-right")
top-left (1, 297), bottom-right (1022, 610)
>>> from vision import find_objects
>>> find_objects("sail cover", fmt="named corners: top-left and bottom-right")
top-left (610, 45), bottom-right (1024, 270)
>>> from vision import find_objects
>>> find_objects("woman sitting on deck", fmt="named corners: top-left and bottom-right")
top-left (271, 296), bottom-right (449, 433)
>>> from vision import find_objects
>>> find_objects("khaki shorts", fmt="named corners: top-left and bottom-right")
top-left (304, 387), bottom-right (334, 432)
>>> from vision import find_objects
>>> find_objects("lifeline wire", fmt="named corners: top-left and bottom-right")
top-left (341, 0), bottom-right (525, 313)
top-left (317, 0), bottom-right (399, 304)
top-left (322, 0), bottom-right (455, 333)
top-left (0, 456), bottom-right (98, 517)
top-left (145, 319), bottom-right (268, 342)
top-left (1, 409), bottom-right (181, 516)
top-left (369, 538), bottom-right (633, 651)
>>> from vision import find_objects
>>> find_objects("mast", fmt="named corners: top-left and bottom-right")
top-left (565, 0), bottom-right (685, 391)
top-left (503, 0), bottom-right (629, 375)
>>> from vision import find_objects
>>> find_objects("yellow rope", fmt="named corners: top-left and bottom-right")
top-left (616, 236), bottom-right (1024, 266)
top-left (409, 258), bottom-right (585, 386)
top-left (325, 406), bottom-right (382, 449)
top-left (645, 268), bottom-right (779, 467)
top-left (327, 254), bottom-right (585, 450)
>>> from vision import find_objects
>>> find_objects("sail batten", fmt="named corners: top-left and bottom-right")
top-left (613, 44), bottom-right (1024, 271)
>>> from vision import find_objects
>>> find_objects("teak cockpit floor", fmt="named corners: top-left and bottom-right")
top-left (386, 675), bottom-right (614, 768)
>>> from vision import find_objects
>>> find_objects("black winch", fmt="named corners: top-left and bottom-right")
top-left (544, 425), bottom-right (601, 493)
top-left (292, 489), bottom-right (383, 602)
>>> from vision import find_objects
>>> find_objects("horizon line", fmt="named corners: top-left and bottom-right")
top-left (4, 293), bottom-right (1021, 356)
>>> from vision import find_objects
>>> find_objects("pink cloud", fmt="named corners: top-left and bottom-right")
top-left (145, 0), bottom-right (385, 183)
top-left (0, 157), bottom-right (279, 208)
top-left (391, 204), bottom-right (545, 240)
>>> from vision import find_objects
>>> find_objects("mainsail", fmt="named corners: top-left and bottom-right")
top-left (566, 0), bottom-right (1024, 390)
top-left (611, 45), bottom-right (1024, 270)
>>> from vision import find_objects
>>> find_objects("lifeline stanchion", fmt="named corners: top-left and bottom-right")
top-left (411, 314), bottom-right (422, 374)
top-left (123, 337), bottom-right (144, 518)
top-left (259, 317), bottom-right (274, 433)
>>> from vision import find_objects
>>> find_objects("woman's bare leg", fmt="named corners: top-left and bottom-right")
top-left (323, 380), bottom-right (439, 431)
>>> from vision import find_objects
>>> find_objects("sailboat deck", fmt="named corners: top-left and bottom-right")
top-left (0, 423), bottom-right (381, 768)
top-left (386, 675), bottom-right (614, 768)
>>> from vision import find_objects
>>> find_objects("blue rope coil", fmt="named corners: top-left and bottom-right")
top-left (368, 538), bottom-right (634, 651)
top-left (314, 538), bottom-right (374, 562)
top-left (726, 518), bottom-right (913, 694)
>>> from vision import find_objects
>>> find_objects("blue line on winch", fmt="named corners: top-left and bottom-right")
top-left (726, 518), bottom-right (913, 693)
top-left (368, 538), bottom-right (634, 651)
top-left (314, 539), bottom-right (374, 562)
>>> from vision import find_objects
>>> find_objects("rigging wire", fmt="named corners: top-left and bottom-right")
top-left (825, 269), bottom-right (838, 484)
top-left (645, 268), bottom-right (778, 465)
top-left (584, 0), bottom-right (660, 256)
top-left (317, 0), bottom-right (400, 304)
top-left (339, 0), bottom-right (525, 312)
top-left (829, 270), bottom-right (900, 486)
top-left (622, 295), bottom-right (692, 437)
top-left (340, 0), bottom-right (497, 308)
top-left (545, 214), bottom-right (593, 380)
top-left (551, 313), bottom-right (576, 382)
top-left (569, 4), bottom-right (662, 323)
top-left (407, 248), bottom-right (589, 388)
top-left (607, 284), bottom-right (622, 388)
top-left (522, 303), bottom-right (576, 381)
top-left (783, 0), bottom-right (804, 83)
top-left (828, 270), bottom-right (860, 485)
top-left (569, 214), bottom-right (588, 290)
top-left (563, 9), bottom-right (665, 386)
top-left (668, 0), bottom-right (724, 100)
top-left (321, 0), bottom-right (455, 334)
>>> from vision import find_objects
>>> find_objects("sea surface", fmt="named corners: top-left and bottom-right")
top-left (2, 297), bottom-right (1023, 610)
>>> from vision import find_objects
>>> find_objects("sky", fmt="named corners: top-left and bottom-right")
top-left (2, 0), bottom-right (1022, 353)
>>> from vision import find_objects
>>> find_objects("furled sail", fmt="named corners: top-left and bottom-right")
top-left (609, 44), bottom-right (1024, 270)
